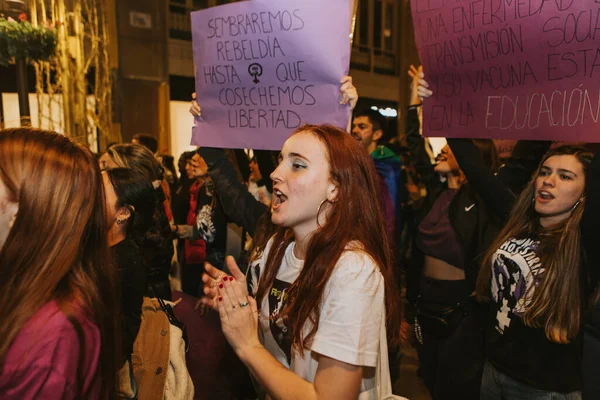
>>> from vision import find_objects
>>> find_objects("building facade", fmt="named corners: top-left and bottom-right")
top-left (113, 0), bottom-right (420, 153)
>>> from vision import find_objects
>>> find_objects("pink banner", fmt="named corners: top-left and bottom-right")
top-left (411, 0), bottom-right (600, 142)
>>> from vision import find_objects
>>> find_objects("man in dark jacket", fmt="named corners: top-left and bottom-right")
top-left (352, 108), bottom-right (405, 238)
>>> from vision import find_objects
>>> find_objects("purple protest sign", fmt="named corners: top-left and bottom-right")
top-left (191, 0), bottom-right (352, 150)
top-left (411, 0), bottom-right (600, 142)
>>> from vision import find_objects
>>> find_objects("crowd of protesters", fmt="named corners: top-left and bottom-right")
top-left (1, 47), bottom-right (599, 400)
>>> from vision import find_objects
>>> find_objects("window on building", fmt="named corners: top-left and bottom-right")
top-left (193, 0), bottom-right (209, 9)
top-left (374, 0), bottom-right (382, 50)
top-left (383, 1), bottom-right (395, 52)
top-left (351, 0), bottom-right (398, 75)
top-left (168, 0), bottom-right (241, 40)
top-left (357, 0), bottom-right (369, 51)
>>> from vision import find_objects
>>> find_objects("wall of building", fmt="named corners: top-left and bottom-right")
top-left (108, 0), bottom-right (421, 152)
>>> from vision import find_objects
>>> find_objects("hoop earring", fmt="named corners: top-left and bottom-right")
top-left (316, 199), bottom-right (330, 229)
top-left (571, 198), bottom-right (583, 211)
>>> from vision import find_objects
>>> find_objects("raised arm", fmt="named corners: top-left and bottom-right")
top-left (405, 66), bottom-right (438, 188)
top-left (340, 76), bottom-right (358, 132)
top-left (447, 138), bottom-right (515, 220)
top-left (405, 106), bottom-right (437, 185)
top-left (448, 138), bottom-right (551, 221)
top-left (197, 147), bottom-right (268, 237)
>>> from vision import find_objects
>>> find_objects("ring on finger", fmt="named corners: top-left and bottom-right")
top-left (232, 304), bottom-right (237, 310)
top-left (240, 301), bottom-right (249, 308)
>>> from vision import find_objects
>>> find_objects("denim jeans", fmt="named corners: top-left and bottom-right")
top-left (481, 361), bottom-right (581, 400)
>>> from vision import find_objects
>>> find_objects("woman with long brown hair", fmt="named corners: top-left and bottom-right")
top-left (418, 73), bottom-right (596, 396)
top-left (202, 124), bottom-right (402, 399)
top-left (0, 128), bottom-right (119, 398)
top-left (473, 145), bottom-right (595, 398)
top-left (416, 71), bottom-right (556, 399)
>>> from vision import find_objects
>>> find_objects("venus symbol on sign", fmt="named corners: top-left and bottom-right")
top-left (248, 63), bottom-right (263, 84)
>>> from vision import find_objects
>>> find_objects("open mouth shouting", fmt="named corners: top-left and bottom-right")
top-left (537, 190), bottom-right (555, 203)
top-left (272, 189), bottom-right (288, 211)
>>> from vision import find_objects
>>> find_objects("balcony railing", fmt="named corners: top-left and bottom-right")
top-left (351, 44), bottom-right (397, 76)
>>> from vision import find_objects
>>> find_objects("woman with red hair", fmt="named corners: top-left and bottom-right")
top-left (202, 124), bottom-right (402, 399)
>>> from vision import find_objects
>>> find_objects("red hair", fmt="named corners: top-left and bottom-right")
top-left (256, 124), bottom-right (402, 350)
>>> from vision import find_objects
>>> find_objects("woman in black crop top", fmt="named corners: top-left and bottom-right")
top-left (407, 66), bottom-right (506, 399)
top-left (418, 76), bottom-right (600, 398)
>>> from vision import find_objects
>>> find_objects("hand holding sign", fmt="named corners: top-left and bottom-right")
top-left (190, 76), bottom-right (360, 125)
top-left (408, 65), bottom-right (431, 105)
top-left (411, 0), bottom-right (600, 142)
top-left (340, 76), bottom-right (358, 110)
top-left (190, 92), bottom-right (202, 117)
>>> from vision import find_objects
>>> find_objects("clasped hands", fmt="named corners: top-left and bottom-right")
top-left (201, 256), bottom-right (262, 355)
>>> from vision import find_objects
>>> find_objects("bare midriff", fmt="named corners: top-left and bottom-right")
top-left (423, 255), bottom-right (465, 281)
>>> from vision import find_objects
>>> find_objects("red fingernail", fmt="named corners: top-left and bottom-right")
top-left (230, 276), bottom-right (235, 281)
top-left (218, 284), bottom-right (223, 289)
top-left (218, 296), bottom-right (223, 302)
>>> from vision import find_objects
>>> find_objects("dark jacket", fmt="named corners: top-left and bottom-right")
top-left (141, 187), bottom-right (174, 300)
top-left (407, 107), bottom-right (500, 291)
top-left (372, 145), bottom-right (404, 211)
top-left (372, 146), bottom-right (403, 239)
top-left (406, 106), bottom-right (548, 291)
top-left (197, 147), bottom-right (268, 237)
top-left (190, 180), bottom-right (229, 269)
top-left (113, 238), bottom-right (146, 364)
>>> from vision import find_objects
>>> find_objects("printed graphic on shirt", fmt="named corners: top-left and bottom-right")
top-left (196, 205), bottom-right (215, 243)
top-left (246, 259), bottom-right (261, 296)
top-left (491, 238), bottom-right (544, 334)
top-left (268, 278), bottom-right (293, 364)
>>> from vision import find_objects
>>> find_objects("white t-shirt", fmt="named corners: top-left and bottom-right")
top-left (246, 239), bottom-right (385, 394)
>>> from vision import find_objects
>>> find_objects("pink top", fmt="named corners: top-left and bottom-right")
top-left (0, 301), bottom-right (102, 399)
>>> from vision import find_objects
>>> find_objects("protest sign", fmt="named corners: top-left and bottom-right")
top-left (191, 0), bottom-right (352, 150)
top-left (411, 0), bottom-right (600, 142)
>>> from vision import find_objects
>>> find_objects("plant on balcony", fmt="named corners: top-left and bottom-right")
top-left (0, 14), bottom-right (57, 66)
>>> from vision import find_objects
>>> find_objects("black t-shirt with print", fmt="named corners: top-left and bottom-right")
top-left (267, 278), bottom-right (293, 364)
top-left (192, 181), bottom-right (228, 268)
top-left (486, 236), bottom-right (582, 394)
top-left (246, 259), bottom-right (294, 365)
